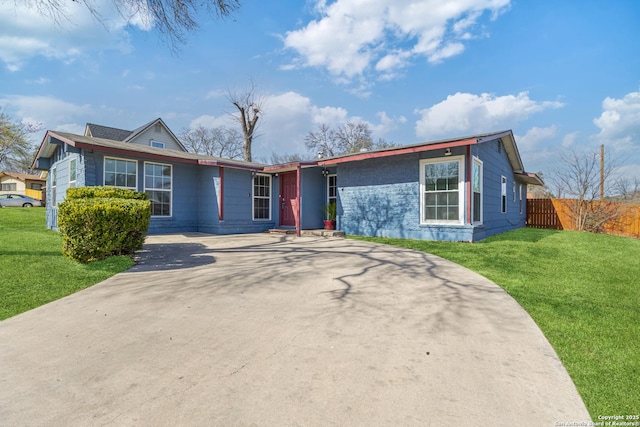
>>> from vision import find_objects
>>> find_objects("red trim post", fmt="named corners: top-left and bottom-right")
top-left (218, 167), bottom-right (224, 221)
top-left (296, 164), bottom-right (302, 237)
top-left (466, 145), bottom-right (472, 224)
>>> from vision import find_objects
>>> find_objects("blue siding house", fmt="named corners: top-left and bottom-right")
top-left (33, 119), bottom-right (541, 242)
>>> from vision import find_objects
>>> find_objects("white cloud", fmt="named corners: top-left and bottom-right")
top-left (188, 91), bottom-right (405, 157)
top-left (517, 125), bottom-right (557, 151)
top-left (0, 95), bottom-right (93, 125)
top-left (414, 91), bottom-right (564, 139)
top-left (562, 131), bottom-right (579, 148)
top-left (189, 114), bottom-right (234, 129)
top-left (0, 95), bottom-right (94, 144)
top-left (283, 0), bottom-right (510, 81)
top-left (0, 0), bottom-right (153, 70)
top-left (205, 89), bottom-right (227, 100)
top-left (55, 123), bottom-right (86, 135)
top-left (593, 91), bottom-right (640, 150)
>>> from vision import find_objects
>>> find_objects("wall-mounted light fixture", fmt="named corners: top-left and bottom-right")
top-left (444, 148), bottom-right (452, 156)
top-left (274, 173), bottom-right (279, 177)
top-left (251, 171), bottom-right (257, 178)
top-left (322, 168), bottom-right (330, 177)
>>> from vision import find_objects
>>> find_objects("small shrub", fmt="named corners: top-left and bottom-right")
top-left (66, 186), bottom-right (148, 201)
top-left (58, 187), bottom-right (151, 263)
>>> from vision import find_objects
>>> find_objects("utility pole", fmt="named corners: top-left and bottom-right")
top-left (600, 144), bottom-right (605, 200)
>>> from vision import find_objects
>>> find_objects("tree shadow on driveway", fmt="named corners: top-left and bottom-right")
top-left (130, 242), bottom-right (216, 272)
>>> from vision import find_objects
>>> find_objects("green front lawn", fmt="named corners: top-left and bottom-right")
top-left (351, 229), bottom-right (640, 419)
top-left (0, 208), bottom-right (134, 320)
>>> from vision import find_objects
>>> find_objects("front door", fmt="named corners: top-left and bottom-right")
top-left (280, 172), bottom-right (297, 226)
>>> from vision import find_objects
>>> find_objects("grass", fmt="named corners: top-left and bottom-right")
top-left (0, 208), bottom-right (134, 321)
top-left (351, 228), bottom-right (640, 419)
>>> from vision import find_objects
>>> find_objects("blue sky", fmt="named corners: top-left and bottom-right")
top-left (1, 0), bottom-right (639, 180)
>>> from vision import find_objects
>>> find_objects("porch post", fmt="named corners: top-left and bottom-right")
top-left (466, 146), bottom-right (472, 224)
top-left (218, 167), bottom-right (224, 221)
top-left (296, 164), bottom-right (302, 237)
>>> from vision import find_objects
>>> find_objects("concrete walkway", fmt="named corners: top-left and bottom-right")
top-left (0, 234), bottom-right (590, 426)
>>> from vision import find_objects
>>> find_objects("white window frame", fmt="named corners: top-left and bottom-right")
top-left (150, 140), bottom-right (165, 149)
top-left (69, 157), bottom-right (77, 188)
top-left (513, 181), bottom-right (517, 202)
top-left (501, 176), bottom-right (507, 214)
top-left (420, 156), bottom-right (465, 225)
top-left (252, 173), bottom-right (271, 221)
top-left (519, 183), bottom-right (523, 215)
top-left (51, 166), bottom-right (57, 206)
top-left (1, 183), bottom-right (16, 191)
top-left (472, 157), bottom-right (483, 224)
top-left (327, 174), bottom-right (337, 205)
top-left (144, 161), bottom-right (172, 217)
top-left (104, 156), bottom-right (137, 190)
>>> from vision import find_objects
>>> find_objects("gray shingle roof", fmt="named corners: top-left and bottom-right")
top-left (86, 123), bottom-right (133, 141)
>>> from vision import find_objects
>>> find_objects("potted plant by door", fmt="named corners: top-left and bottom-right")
top-left (323, 202), bottom-right (337, 230)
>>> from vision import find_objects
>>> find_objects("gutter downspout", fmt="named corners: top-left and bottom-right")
top-left (466, 145), bottom-right (472, 225)
top-left (296, 164), bottom-right (302, 237)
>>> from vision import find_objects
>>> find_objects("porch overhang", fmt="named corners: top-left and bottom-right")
top-left (515, 172), bottom-right (544, 186)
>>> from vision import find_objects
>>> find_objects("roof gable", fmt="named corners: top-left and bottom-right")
top-left (124, 118), bottom-right (187, 151)
top-left (0, 171), bottom-right (45, 182)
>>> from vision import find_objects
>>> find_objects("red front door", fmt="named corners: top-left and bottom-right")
top-left (280, 172), bottom-right (297, 226)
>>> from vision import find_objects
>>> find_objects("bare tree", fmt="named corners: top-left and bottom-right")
top-left (0, 110), bottom-right (41, 173)
top-left (550, 148), bottom-right (624, 232)
top-left (612, 176), bottom-right (640, 203)
top-left (179, 125), bottom-right (243, 159)
top-left (334, 121), bottom-right (373, 153)
top-left (270, 152), bottom-right (310, 164)
top-left (305, 123), bottom-right (338, 157)
top-left (17, 0), bottom-right (240, 50)
top-left (228, 80), bottom-right (263, 162)
top-left (527, 171), bottom-right (554, 198)
top-left (305, 121), bottom-right (395, 157)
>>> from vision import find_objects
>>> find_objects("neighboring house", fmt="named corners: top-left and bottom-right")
top-left (0, 171), bottom-right (46, 200)
top-left (32, 119), bottom-right (542, 242)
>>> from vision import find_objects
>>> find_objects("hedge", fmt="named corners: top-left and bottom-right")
top-left (66, 186), bottom-right (149, 200)
top-left (58, 187), bottom-right (151, 263)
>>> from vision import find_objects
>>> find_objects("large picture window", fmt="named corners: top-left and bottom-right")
top-left (472, 158), bottom-right (483, 223)
top-left (145, 162), bottom-right (172, 216)
top-left (104, 157), bottom-right (137, 189)
top-left (420, 157), bottom-right (464, 224)
top-left (1, 183), bottom-right (16, 191)
top-left (253, 174), bottom-right (271, 220)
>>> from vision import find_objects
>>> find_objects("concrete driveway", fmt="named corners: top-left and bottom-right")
top-left (0, 233), bottom-right (590, 426)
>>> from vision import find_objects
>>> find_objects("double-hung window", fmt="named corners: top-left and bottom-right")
top-left (519, 184), bottom-right (523, 214)
top-left (253, 174), bottom-right (271, 220)
top-left (69, 158), bottom-right (77, 188)
top-left (327, 174), bottom-right (337, 206)
top-left (51, 167), bottom-right (57, 206)
top-left (104, 157), bottom-right (137, 189)
top-left (420, 157), bottom-right (464, 224)
top-left (472, 158), bottom-right (483, 223)
top-left (145, 162), bottom-right (172, 216)
top-left (501, 176), bottom-right (507, 214)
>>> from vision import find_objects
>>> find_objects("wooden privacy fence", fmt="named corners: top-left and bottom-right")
top-left (526, 198), bottom-right (640, 239)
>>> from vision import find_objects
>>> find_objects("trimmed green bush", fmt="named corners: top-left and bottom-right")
top-left (66, 186), bottom-right (149, 200)
top-left (58, 187), bottom-right (151, 263)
